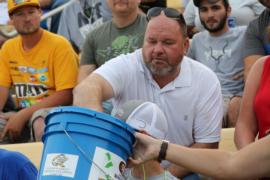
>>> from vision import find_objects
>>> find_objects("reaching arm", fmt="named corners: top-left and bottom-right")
top-left (167, 142), bottom-right (218, 177)
top-left (0, 86), bottom-right (9, 112)
top-left (73, 73), bottom-right (114, 112)
top-left (235, 56), bottom-right (266, 149)
top-left (77, 64), bottom-right (97, 83)
top-left (132, 132), bottom-right (270, 179)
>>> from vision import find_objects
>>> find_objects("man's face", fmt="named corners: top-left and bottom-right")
top-left (259, 0), bottom-right (270, 9)
top-left (10, 6), bottom-right (41, 35)
top-left (199, 0), bottom-right (229, 33)
top-left (107, 0), bottom-right (140, 15)
top-left (142, 13), bottom-right (189, 77)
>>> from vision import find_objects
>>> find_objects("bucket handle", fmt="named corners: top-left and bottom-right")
top-left (60, 124), bottom-right (117, 180)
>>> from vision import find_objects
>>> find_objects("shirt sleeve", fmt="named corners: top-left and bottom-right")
top-left (251, 1), bottom-right (265, 16)
top-left (94, 52), bottom-right (138, 97)
top-left (0, 44), bottom-right (12, 87)
top-left (242, 19), bottom-right (266, 58)
top-left (80, 31), bottom-right (96, 66)
top-left (53, 38), bottom-right (79, 91)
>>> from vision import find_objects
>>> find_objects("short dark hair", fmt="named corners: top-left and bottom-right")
top-left (193, 0), bottom-right (229, 9)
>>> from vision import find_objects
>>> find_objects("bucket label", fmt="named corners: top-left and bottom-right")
top-left (42, 153), bottom-right (79, 178)
top-left (88, 147), bottom-right (126, 180)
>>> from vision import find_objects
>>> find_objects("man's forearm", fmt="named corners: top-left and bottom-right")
top-left (73, 81), bottom-right (104, 112)
top-left (22, 89), bottom-right (73, 119)
top-left (73, 73), bottom-right (114, 112)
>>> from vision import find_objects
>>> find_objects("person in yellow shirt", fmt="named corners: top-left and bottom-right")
top-left (0, 0), bottom-right (78, 142)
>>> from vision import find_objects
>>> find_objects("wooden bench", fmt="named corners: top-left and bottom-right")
top-left (0, 128), bottom-right (236, 168)
top-left (219, 128), bottom-right (236, 152)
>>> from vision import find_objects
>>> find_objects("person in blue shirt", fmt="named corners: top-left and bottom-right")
top-left (0, 149), bottom-right (37, 180)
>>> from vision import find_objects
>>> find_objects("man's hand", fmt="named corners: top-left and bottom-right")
top-left (0, 110), bottom-right (30, 141)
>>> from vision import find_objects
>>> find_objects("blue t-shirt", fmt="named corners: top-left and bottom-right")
top-left (0, 149), bottom-right (37, 180)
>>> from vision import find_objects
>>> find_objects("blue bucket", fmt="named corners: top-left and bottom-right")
top-left (38, 106), bottom-right (135, 180)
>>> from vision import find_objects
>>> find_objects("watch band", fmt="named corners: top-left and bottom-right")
top-left (157, 140), bottom-right (169, 162)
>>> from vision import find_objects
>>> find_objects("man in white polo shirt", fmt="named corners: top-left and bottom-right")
top-left (74, 7), bottom-right (223, 178)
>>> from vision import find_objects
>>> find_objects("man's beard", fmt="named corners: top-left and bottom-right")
top-left (145, 61), bottom-right (175, 77)
top-left (17, 26), bottom-right (39, 36)
top-left (200, 13), bottom-right (228, 33)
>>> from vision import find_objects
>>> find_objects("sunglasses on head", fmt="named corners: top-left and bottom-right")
top-left (146, 7), bottom-right (186, 24)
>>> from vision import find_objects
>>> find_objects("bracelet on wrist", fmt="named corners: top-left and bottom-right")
top-left (157, 140), bottom-right (169, 162)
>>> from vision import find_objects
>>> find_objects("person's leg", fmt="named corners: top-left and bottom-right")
top-left (30, 108), bottom-right (51, 141)
top-left (227, 96), bottom-right (241, 128)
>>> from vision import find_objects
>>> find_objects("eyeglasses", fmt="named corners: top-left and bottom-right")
top-left (146, 7), bottom-right (186, 24)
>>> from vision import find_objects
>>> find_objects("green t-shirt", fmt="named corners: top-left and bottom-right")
top-left (80, 14), bottom-right (147, 67)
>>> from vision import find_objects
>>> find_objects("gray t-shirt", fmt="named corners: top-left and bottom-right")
top-left (80, 14), bottom-right (147, 67)
top-left (57, 0), bottom-right (112, 51)
top-left (243, 9), bottom-right (270, 57)
top-left (187, 26), bottom-right (246, 96)
top-left (124, 169), bottom-right (179, 180)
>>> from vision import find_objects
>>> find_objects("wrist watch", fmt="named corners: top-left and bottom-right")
top-left (157, 140), bottom-right (169, 162)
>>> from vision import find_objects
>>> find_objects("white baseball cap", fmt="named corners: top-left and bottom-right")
top-left (111, 100), bottom-right (168, 139)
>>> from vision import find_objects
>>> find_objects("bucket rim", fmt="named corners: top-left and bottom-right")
top-left (46, 106), bottom-right (135, 133)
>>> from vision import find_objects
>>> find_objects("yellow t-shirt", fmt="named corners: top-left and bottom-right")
top-left (0, 30), bottom-right (78, 109)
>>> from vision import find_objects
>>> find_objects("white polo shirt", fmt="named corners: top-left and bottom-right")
top-left (95, 49), bottom-right (223, 146)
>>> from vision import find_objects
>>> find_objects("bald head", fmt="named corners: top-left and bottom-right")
top-left (147, 12), bottom-right (187, 38)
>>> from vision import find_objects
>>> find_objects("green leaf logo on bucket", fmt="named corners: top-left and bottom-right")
top-left (105, 153), bottom-right (113, 169)
top-left (88, 147), bottom-right (126, 180)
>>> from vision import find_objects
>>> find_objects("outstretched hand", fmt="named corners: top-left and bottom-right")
top-left (129, 132), bottom-right (161, 165)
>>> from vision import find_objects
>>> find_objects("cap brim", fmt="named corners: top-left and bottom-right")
top-left (9, 3), bottom-right (40, 15)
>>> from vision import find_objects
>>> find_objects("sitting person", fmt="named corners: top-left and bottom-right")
top-left (235, 55), bottom-right (270, 149)
top-left (183, 0), bottom-right (264, 37)
top-left (187, 0), bottom-right (246, 127)
top-left (0, 149), bottom-right (38, 180)
top-left (73, 7), bottom-right (223, 178)
top-left (0, 0), bottom-right (78, 142)
top-left (112, 100), bottom-right (179, 180)
top-left (242, 0), bottom-right (270, 80)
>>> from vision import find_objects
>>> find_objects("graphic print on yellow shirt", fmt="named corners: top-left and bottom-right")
top-left (13, 65), bottom-right (50, 109)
